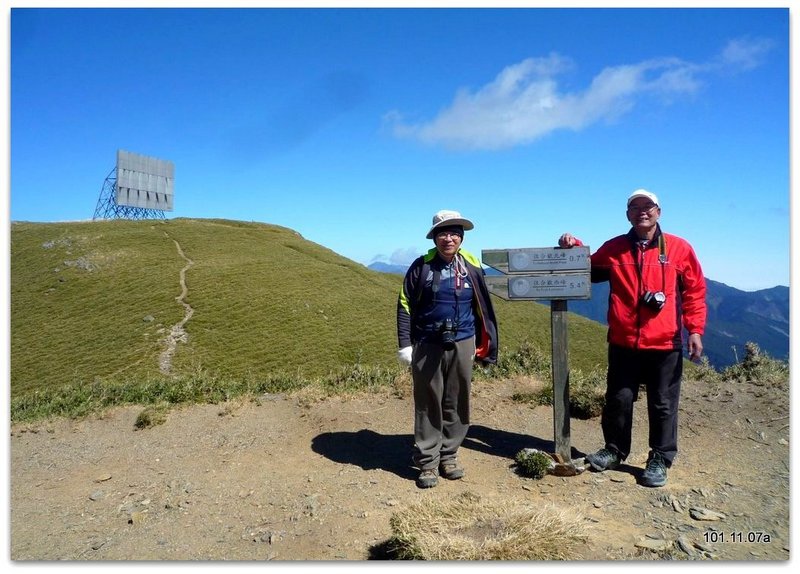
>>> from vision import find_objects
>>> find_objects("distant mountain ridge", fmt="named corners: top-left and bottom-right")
top-left (367, 262), bottom-right (789, 370)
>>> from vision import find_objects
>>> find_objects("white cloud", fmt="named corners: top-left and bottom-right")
top-left (370, 247), bottom-right (421, 266)
top-left (389, 247), bottom-right (422, 265)
top-left (387, 38), bottom-right (771, 151)
top-left (716, 37), bottom-right (773, 71)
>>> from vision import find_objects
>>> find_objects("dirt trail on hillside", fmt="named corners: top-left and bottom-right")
top-left (158, 234), bottom-right (194, 374)
top-left (10, 376), bottom-right (790, 562)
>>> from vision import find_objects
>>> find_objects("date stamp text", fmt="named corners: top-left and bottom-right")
top-left (704, 530), bottom-right (772, 544)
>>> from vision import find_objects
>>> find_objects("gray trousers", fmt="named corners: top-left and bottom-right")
top-left (411, 337), bottom-right (476, 471)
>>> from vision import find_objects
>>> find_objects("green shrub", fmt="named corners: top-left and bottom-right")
top-left (722, 342), bottom-right (789, 387)
top-left (492, 341), bottom-right (551, 379)
top-left (514, 449), bottom-right (553, 479)
top-left (134, 403), bottom-right (169, 429)
top-left (568, 369), bottom-right (606, 419)
top-left (688, 356), bottom-right (724, 385)
top-left (9, 363), bottom-right (406, 423)
top-left (509, 367), bottom-right (605, 420)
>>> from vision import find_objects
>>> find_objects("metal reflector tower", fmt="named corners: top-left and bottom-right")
top-left (93, 150), bottom-right (175, 220)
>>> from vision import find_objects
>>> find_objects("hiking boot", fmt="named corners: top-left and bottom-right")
top-left (416, 469), bottom-right (439, 488)
top-left (641, 452), bottom-right (668, 487)
top-left (585, 447), bottom-right (622, 471)
top-left (439, 461), bottom-right (465, 480)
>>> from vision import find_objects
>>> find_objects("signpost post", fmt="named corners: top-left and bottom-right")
top-left (482, 246), bottom-right (591, 469)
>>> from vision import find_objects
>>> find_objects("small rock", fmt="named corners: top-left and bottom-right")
top-left (635, 538), bottom-right (672, 551)
top-left (89, 490), bottom-right (104, 501)
top-left (694, 541), bottom-right (715, 553)
top-left (689, 507), bottom-right (726, 521)
top-left (303, 495), bottom-right (319, 516)
top-left (128, 511), bottom-right (147, 525)
top-left (676, 536), bottom-right (695, 556)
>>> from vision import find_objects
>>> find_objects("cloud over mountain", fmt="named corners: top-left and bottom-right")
top-left (387, 38), bottom-right (771, 150)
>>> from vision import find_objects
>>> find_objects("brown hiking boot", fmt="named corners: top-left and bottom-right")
top-left (416, 469), bottom-right (439, 488)
top-left (439, 461), bottom-right (465, 480)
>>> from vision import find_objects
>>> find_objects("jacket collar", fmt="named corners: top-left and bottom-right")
top-left (626, 223), bottom-right (663, 248)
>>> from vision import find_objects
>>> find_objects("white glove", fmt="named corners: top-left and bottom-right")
top-left (397, 346), bottom-right (413, 366)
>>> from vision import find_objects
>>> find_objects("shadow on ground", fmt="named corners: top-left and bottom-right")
top-left (311, 424), bottom-right (587, 481)
top-left (464, 424), bottom-right (587, 462)
top-left (311, 429), bottom-right (417, 479)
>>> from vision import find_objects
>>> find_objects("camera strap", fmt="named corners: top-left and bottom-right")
top-left (453, 254), bottom-right (467, 296)
top-left (658, 235), bottom-right (667, 293)
top-left (430, 257), bottom-right (465, 296)
top-left (633, 233), bottom-right (668, 297)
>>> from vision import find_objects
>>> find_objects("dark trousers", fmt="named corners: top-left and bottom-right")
top-left (411, 337), bottom-right (476, 471)
top-left (601, 344), bottom-right (683, 466)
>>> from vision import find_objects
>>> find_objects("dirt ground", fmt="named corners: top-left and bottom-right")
top-left (9, 374), bottom-right (791, 563)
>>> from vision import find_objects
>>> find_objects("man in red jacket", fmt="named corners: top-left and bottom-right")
top-left (558, 189), bottom-right (706, 487)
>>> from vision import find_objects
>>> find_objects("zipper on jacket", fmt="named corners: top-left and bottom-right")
top-left (634, 242), bottom-right (647, 349)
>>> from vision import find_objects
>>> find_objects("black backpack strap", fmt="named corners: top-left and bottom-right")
top-left (415, 261), bottom-right (431, 302)
top-left (431, 265), bottom-right (442, 294)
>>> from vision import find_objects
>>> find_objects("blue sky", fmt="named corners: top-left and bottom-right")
top-left (7, 4), bottom-right (791, 291)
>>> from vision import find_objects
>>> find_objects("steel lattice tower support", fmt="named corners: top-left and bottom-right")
top-left (92, 167), bottom-right (167, 221)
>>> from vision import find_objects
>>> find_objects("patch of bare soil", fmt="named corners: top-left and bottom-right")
top-left (9, 376), bottom-right (790, 562)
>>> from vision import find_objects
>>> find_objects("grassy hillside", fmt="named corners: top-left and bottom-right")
top-left (10, 218), bottom-right (609, 399)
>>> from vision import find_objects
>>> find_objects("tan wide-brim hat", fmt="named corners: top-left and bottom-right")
top-left (426, 209), bottom-right (475, 239)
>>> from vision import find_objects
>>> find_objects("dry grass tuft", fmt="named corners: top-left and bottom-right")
top-left (387, 491), bottom-right (588, 560)
top-left (134, 403), bottom-right (169, 429)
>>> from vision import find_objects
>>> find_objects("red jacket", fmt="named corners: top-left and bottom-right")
top-left (576, 226), bottom-right (706, 351)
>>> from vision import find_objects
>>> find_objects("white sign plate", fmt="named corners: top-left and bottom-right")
top-left (482, 247), bottom-right (590, 274)
top-left (508, 247), bottom-right (590, 272)
top-left (485, 273), bottom-right (591, 300)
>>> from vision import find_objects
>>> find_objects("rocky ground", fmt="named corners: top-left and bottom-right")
top-left (9, 374), bottom-right (791, 563)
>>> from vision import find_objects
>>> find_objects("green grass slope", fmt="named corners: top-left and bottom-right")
top-left (10, 218), bottom-right (609, 399)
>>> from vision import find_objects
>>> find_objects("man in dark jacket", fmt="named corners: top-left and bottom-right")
top-left (397, 210), bottom-right (499, 488)
top-left (559, 189), bottom-right (706, 487)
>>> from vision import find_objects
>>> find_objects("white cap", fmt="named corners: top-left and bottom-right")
top-left (627, 189), bottom-right (660, 207)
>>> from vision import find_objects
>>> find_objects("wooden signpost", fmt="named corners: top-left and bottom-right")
top-left (482, 246), bottom-right (591, 470)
